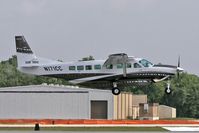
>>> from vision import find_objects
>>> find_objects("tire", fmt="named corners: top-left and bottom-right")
top-left (112, 88), bottom-right (121, 95)
top-left (165, 87), bottom-right (172, 94)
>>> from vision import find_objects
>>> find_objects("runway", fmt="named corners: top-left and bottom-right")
top-left (0, 131), bottom-right (199, 133)
top-left (163, 127), bottom-right (199, 131)
top-left (0, 131), bottom-right (171, 133)
top-left (0, 124), bottom-right (199, 131)
top-left (1, 125), bottom-right (199, 132)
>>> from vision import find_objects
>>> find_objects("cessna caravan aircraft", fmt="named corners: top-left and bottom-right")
top-left (15, 36), bottom-right (184, 95)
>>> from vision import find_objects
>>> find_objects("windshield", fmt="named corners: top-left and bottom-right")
top-left (139, 59), bottom-right (153, 67)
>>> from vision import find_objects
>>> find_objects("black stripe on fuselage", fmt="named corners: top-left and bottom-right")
top-left (41, 71), bottom-right (174, 81)
top-left (42, 73), bottom-right (110, 80)
top-left (126, 71), bottom-right (174, 79)
top-left (153, 64), bottom-right (177, 68)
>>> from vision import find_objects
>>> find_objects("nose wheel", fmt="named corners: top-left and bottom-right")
top-left (165, 81), bottom-right (172, 94)
top-left (112, 88), bottom-right (121, 95)
top-left (112, 82), bottom-right (121, 95)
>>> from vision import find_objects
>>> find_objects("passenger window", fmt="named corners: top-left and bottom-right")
top-left (127, 63), bottom-right (132, 68)
top-left (86, 65), bottom-right (92, 70)
top-left (106, 64), bottom-right (113, 69)
top-left (134, 63), bottom-right (141, 68)
top-left (77, 65), bottom-right (84, 70)
top-left (117, 63), bottom-right (132, 69)
top-left (117, 63), bottom-right (123, 69)
top-left (94, 64), bottom-right (101, 70)
top-left (69, 66), bottom-right (76, 70)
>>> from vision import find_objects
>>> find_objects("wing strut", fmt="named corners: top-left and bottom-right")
top-left (122, 54), bottom-right (127, 77)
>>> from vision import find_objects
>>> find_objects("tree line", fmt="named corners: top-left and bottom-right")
top-left (0, 56), bottom-right (199, 118)
top-left (125, 72), bottom-right (199, 118)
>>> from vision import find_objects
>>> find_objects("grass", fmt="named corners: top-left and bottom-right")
top-left (0, 127), bottom-right (33, 131)
top-left (0, 127), bottom-right (168, 131)
top-left (161, 117), bottom-right (198, 120)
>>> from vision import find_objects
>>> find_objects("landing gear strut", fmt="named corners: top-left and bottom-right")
top-left (112, 82), bottom-right (121, 95)
top-left (165, 80), bottom-right (172, 94)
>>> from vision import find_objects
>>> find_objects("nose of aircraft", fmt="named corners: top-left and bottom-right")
top-left (177, 67), bottom-right (184, 72)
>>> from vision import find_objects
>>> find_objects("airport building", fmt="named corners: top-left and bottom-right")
top-left (0, 85), bottom-right (176, 120)
top-left (0, 85), bottom-right (113, 120)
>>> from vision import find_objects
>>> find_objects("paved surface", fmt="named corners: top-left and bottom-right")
top-left (0, 124), bottom-right (199, 127)
top-left (0, 131), bottom-right (197, 133)
top-left (163, 127), bottom-right (199, 131)
top-left (1, 125), bottom-right (199, 132)
top-left (1, 119), bottom-right (198, 125)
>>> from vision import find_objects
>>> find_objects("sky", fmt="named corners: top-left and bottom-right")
top-left (0, 0), bottom-right (199, 75)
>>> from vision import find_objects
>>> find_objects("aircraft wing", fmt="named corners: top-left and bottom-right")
top-left (103, 53), bottom-right (128, 66)
top-left (69, 70), bottom-right (172, 85)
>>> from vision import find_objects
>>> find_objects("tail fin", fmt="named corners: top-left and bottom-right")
top-left (15, 36), bottom-right (33, 54)
top-left (15, 36), bottom-right (60, 68)
top-left (15, 36), bottom-right (38, 67)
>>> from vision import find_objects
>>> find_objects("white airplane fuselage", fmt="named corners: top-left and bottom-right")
top-left (15, 36), bottom-right (183, 95)
top-left (18, 55), bottom-right (176, 83)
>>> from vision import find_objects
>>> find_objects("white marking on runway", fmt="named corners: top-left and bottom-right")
top-left (163, 127), bottom-right (199, 131)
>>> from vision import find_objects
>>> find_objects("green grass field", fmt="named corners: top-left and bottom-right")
top-left (161, 117), bottom-right (198, 120)
top-left (0, 127), bottom-right (168, 131)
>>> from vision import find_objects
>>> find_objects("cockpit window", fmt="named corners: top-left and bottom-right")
top-left (134, 63), bottom-right (141, 68)
top-left (139, 59), bottom-right (153, 67)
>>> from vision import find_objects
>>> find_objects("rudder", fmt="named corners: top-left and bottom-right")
top-left (15, 36), bottom-right (33, 54)
top-left (15, 36), bottom-right (37, 67)
top-left (15, 36), bottom-right (59, 68)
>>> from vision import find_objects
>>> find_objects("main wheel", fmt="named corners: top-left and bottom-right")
top-left (165, 87), bottom-right (172, 94)
top-left (112, 88), bottom-right (121, 95)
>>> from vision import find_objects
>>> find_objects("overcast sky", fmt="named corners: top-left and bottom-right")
top-left (0, 0), bottom-right (199, 75)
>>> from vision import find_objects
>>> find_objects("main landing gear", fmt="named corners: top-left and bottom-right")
top-left (112, 82), bottom-right (121, 95)
top-left (165, 80), bottom-right (172, 94)
top-left (111, 81), bottom-right (172, 95)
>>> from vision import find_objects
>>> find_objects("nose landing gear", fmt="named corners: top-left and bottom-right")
top-left (165, 80), bottom-right (172, 94)
top-left (112, 88), bottom-right (121, 95)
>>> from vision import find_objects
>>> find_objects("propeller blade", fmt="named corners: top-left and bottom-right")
top-left (177, 56), bottom-right (181, 79)
top-left (178, 56), bottom-right (180, 67)
top-left (177, 71), bottom-right (180, 79)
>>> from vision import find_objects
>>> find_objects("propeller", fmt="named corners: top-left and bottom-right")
top-left (177, 56), bottom-right (180, 79)
top-left (177, 56), bottom-right (184, 79)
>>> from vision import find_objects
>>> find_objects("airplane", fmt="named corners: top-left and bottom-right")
top-left (15, 36), bottom-right (184, 95)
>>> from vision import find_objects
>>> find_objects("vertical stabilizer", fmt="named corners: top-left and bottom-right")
top-left (15, 36), bottom-right (37, 67)
top-left (15, 36), bottom-right (33, 54)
